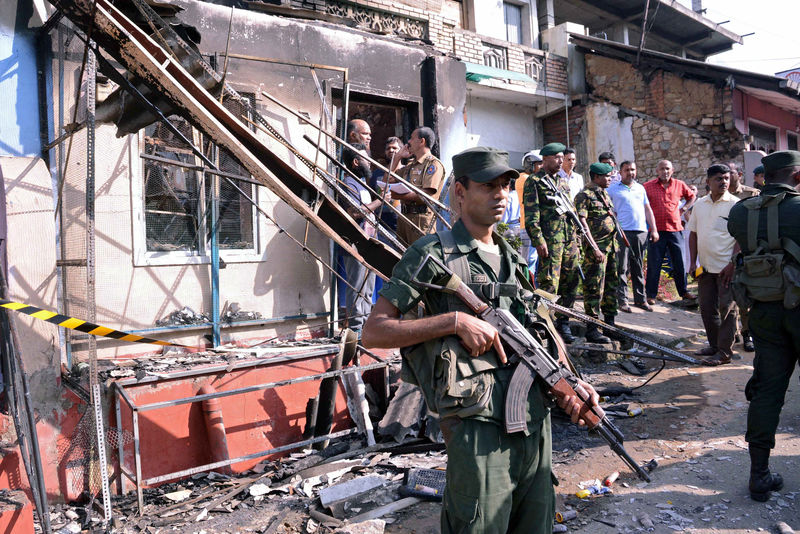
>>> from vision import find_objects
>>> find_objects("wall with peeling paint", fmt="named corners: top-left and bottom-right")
top-left (50, 0), bottom-right (468, 359)
top-left (464, 94), bottom-right (538, 167)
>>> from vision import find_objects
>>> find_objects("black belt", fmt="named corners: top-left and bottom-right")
top-left (402, 204), bottom-right (429, 214)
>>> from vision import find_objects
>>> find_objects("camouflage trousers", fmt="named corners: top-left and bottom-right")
top-left (582, 244), bottom-right (619, 318)
top-left (536, 239), bottom-right (580, 309)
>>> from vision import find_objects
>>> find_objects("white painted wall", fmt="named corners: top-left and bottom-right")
top-left (2, 156), bottom-right (60, 408)
top-left (583, 102), bottom-right (635, 164)
top-left (465, 94), bottom-right (538, 168)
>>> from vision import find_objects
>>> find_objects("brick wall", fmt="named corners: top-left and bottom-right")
top-left (453, 28), bottom-right (483, 63)
top-left (582, 53), bottom-right (741, 186)
top-left (544, 55), bottom-right (568, 95)
top-left (542, 104), bottom-right (585, 146)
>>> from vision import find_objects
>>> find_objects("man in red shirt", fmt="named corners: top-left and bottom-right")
top-left (643, 160), bottom-right (697, 304)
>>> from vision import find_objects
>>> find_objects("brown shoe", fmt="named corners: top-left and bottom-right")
top-left (682, 292), bottom-right (697, 301)
top-left (647, 298), bottom-right (656, 305)
top-left (702, 353), bottom-right (731, 366)
top-left (634, 301), bottom-right (653, 312)
top-left (694, 346), bottom-right (718, 356)
top-left (620, 304), bottom-right (632, 313)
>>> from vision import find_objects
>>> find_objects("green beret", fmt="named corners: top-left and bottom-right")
top-left (753, 165), bottom-right (764, 175)
top-left (452, 147), bottom-right (519, 183)
top-left (540, 143), bottom-right (566, 156)
top-left (761, 150), bottom-right (800, 173)
top-left (589, 162), bottom-right (614, 175)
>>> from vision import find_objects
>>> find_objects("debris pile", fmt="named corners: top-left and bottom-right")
top-left (156, 307), bottom-right (211, 327)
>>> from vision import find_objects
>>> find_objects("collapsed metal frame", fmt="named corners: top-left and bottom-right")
top-left (42, 0), bottom-right (447, 522)
top-left (112, 345), bottom-right (394, 514)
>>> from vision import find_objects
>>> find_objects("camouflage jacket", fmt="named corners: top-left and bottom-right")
top-left (522, 170), bottom-right (576, 247)
top-left (575, 183), bottom-right (616, 251)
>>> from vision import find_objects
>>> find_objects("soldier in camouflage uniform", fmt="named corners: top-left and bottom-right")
top-left (523, 142), bottom-right (581, 343)
top-left (575, 162), bottom-right (619, 343)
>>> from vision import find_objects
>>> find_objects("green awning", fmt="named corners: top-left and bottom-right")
top-left (464, 62), bottom-right (535, 83)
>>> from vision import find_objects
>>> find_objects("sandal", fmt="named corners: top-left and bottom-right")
top-left (694, 346), bottom-right (718, 356)
top-left (702, 354), bottom-right (732, 367)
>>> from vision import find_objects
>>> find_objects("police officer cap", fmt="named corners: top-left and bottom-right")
top-left (753, 165), bottom-right (764, 175)
top-left (452, 147), bottom-right (519, 183)
top-left (540, 143), bottom-right (566, 156)
top-left (761, 150), bottom-right (800, 173)
top-left (589, 162), bottom-right (614, 176)
top-left (522, 150), bottom-right (542, 166)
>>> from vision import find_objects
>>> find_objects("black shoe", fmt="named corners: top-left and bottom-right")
top-left (585, 325), bottom-right (611, 344)
top-left (749, 446), bottom-right (784, 502)
top-left (603, 315), bottom-right (622, 341)
top-left (556, 317), bottom-right (576, 344)
top-left (743, 331), bottom-right (755, 352)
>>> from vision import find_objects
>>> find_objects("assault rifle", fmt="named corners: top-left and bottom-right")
top-left (539, 175), bottom-right (603, 259)
top-left (590, 189), bottom-right (631, 250)
top-left (411, 254), bottom-right (652, 482)
top-left (537, 295), bottom-right (700, 365)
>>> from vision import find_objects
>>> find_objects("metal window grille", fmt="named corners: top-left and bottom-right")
top-left (141, 96), bottom-right (258, 254)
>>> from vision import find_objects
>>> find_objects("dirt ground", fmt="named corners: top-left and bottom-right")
top-left (98, 295), bottom-right (799, 534)
top-left (381, 299), bottom-right (800, 534)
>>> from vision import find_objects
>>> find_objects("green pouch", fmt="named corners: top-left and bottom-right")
top-left (733, 251), bottom-right (786, 306)
top-left (434, 337), bottom-right (497, 418)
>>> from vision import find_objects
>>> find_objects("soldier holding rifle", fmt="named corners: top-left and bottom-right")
top-left (574, 162), bottom-right (623, 342)
top-left (362, 147), bottom-right (600, 534)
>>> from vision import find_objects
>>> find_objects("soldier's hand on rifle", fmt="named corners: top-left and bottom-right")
top-left (557, 378), bottom-right (600, 427)
top-left (455, 313), bottom-right (508, 364)
top-left (536, 243), bottom-right (549, 259)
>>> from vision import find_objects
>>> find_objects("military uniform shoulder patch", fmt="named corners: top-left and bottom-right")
top-left (426, 164), bottom-right (437, 175)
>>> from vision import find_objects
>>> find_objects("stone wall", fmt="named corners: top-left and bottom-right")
top-left (582, 54), bottom-right (742, 186)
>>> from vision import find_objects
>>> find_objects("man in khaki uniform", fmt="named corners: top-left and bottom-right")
top-left (728, 161), bottom-right (760, 352)
top-left (389, 127), bottom-right (445, 246)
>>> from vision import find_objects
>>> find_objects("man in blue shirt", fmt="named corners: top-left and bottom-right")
top-left (608, 161), bottom-right (659, 312)
top-left (339, 143), bottom-right (386, 332)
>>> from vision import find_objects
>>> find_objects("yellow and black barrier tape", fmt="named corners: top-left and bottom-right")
top-left (0, 299), bottom-right (196, 349)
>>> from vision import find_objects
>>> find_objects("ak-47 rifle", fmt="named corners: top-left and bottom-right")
top-left (539, 175), bottom-right (603, 260)
top-left (592, 189), bottom-right (632, 250)
top-left (537, 294), bottom-right (700, 365)
top-left (411, 254), bottom-right (652, 482)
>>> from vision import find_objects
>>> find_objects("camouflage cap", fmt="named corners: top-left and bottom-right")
top-left (589, 162), bottom-right (614, 176)
top-left (452, 147), bottom-right (519, 183)
top-left (761, 150), bottom-right (800, 173)
top-left (540, 143), bottom-right (566, 156)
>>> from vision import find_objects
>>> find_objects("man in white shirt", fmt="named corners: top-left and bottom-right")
top-left (558, 148), bottom-right (584, 201)
top-left (687, 164), bottom-right (740, 366)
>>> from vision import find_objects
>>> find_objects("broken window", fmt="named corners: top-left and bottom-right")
top-left (143, 118), bottom-right (202, 253)
top-left (140, 95), bottom-right (257, 255)
top-left (748, 121), bottom-right (777, 154)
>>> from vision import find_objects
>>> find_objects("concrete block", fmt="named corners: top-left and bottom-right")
top-left (320, 475), bottom-right (389, 508)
